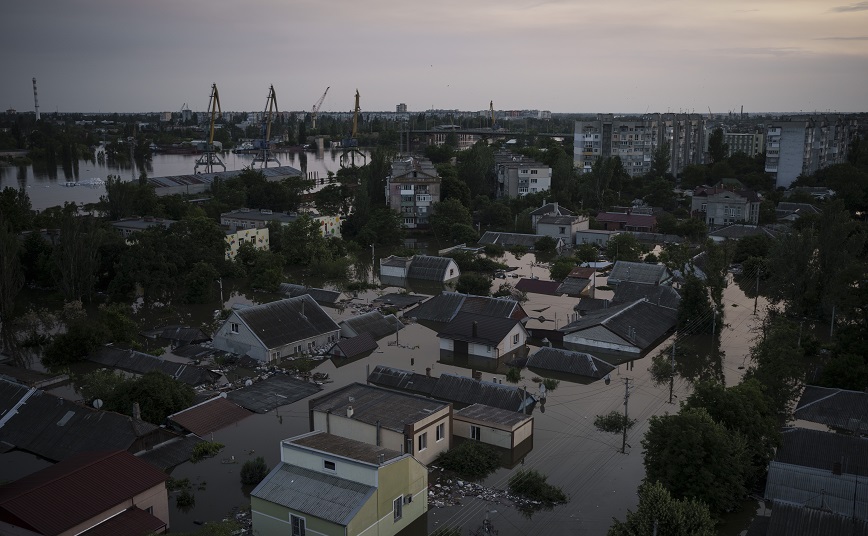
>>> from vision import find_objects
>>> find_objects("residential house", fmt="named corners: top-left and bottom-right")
top-left (453, 403), bottom-right (533, 450)
top-left (535, 214), bottom-right (589, 244)
top-left (595, 209), bottom-right (657, 232)
top-left (556, 266), bottom-right (596, 297)
top-left (225, 226), bottom-right (268, 260)
top-left (575, 229), bottom-right (621, 247)
top-left (526, 347), bottom-right (615, 382)
top-left (479, 231), bottom-right (566, 252)
top-left (385, 157), bottom-right (441, 229)
top-left (279, 283), bottom-right (344, 307)
top-left (140, 325), bottom-right (210, 348)
top-left (406, 292), bottom-right (527, 324)
top-left (251, 431), bottom-right (427, 536)
top-left (794, 386), bottom-right (868, 436)
top-left (514, 278), bottom-right (562, 296)
top-left (167, 394), bottom-right (253, 437)
top-left (610, 281), bottom-right (681, 309)
top-left (211, 296), bottom-right (340, 361)
top-left (691, 186), bottom-right (761, 227)
top-left (88, 346), bottom-right (221, 386)
top-left (494, 152), bottom-right (552, 198)
top-left (326, 334), bottom-right (379, 359)
top-left (529, 201), bottom-right (575, 229)
top-left (220, 208), bottom-right (340, 237)
top-left (340, 311), bottom-right (404, 341)
top-left (765, 428), bottom-right (868, 521)
top-left (708, 224), bottom-right (778, 243)
top-left (559, 299), bottom-right (677, 355)
top-left (775, 202), bottom-right (821, 223)
top-left (437, 312), bottom-right (528, 360)
top-left (0, 450), bottom-right (170, 535)
top-left (308, 383), bottom-right (452, 466)
top-left (606, 261), bottom-right (670, 287)
top-left (746, 500), bottom-right (868, 536)
top-left (110, 216), bottom-right (175, 240)
top-left (379, 255), bottom-right (460, 283)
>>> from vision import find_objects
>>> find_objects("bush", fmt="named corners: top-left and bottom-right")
top-left (483, 243), bottom-right (505, 257)
top-left (435, 441), bottom-right (501, 481)
top-left (541, 378), bottom-right (560, 392)
top-left (241, 456), bottom-right (269, 485)
top-left (508, 469), bottom-right (567, 505)
top-left (506, 367), bottom-right (522, 384)
top-left (191, 441), bottom-right (225, 463)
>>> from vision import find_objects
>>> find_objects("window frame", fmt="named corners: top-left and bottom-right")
top-left (393, 496), bottom-right (403, 521)
top-left (323, 459), bottom-right (336, 471)
top-left (471, 425), bottom-right (481, 441)
top-left (418, 432), bottom-right (427, 452)
top-left (436, 423), bottom-right (445, 442)
top-left (290, 514), bottom-right (306, 536)
top-left (230, 322), bottom-right (239, 334)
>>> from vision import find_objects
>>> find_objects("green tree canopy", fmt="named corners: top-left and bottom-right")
top-left (606, 233), bottom-right (642, 263)
top-left (608, 481), bottom-right (716, 536)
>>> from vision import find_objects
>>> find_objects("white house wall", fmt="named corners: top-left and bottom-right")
top-left (280, 443), bottom-right (378, 487)
top-left (312, 412), bottom-right (406, 455)
top-left (212, 312), bottom-right (268, 361)
top-left (453, 420), bottom-right (513, 449)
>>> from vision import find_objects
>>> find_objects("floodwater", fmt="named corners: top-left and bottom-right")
top-left (0, 148), bottom-right (370, 211)
top-left (160, 252), bottom-right (770, 535)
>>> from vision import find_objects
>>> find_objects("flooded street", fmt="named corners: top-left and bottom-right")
top-left (159, 251), bottom-right (769, 535)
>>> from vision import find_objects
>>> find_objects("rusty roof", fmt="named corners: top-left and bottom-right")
top-left (0, 450), bottom-right (166, 536)
top-left (167, 395), bottom-right (252, 437)
top-left (514, 278), bottom-right (562, 296)
top-left (78, 506), bottom-right (167, 536)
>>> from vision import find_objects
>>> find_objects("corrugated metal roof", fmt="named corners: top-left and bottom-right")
top-left (454, 403), bottom-right (532, 429)
top-left (279, 284), bottom-right (343, 305)
top-left (78, 506), bottom-right (167, 536)
top-left (288, 431), bottom-right (403, 465)
top-left (327, 334), bottom-right (378, 359)
top-left (611, 282), bottom-right (681, 310)
top-left (340, 311), bottom-right (404, 340)
top-left (380, 255), bottom-right (412, 268)
top-left (140, 325), bottom-right (210, 345)
top-left (530, 203), bottom-right (575, 217)
top-left (372, 293), bottom-right (429, 309)
top-left (366, 366), bottom-right (438, 396)
top-left (405, 292), bottom-right (467, 323)
top-left (252, 463), bottom-right (375, 526)
top-left (537, 214), bottom-right (580, 226)
top-left (407, 255), bottom-right (457, 281)
top-left (437, 312), bottom-right (524, 346)
top-left (88, 346), bottom-right (219, 386)
top-left (0, 450), bottom-right (166, 536)
top-left (0, 379), bottom-right (171, 462)
top-left (765, 500), bottom-right (868, 536)
top-left (432, 373), bottom-right (535, 412)
top-left (234, 296), bottom-right (340, 350)
top-left (775, 428), bottom-right (868, 476)
top-left (556, 277), bottom-right (590, 296)
top-left (515, 278), bottom-right (562, 296)
top-left (794, 386), bottom-right (868, 434)
top-left (479, 231), bottom-right (553, 249)
top-left (136, 434), bottom-right (203, 471)
top-left (461, 295), bottom-right (526, 320)
top-left (765, 464), bottom-right (868, 523)
top-left (310, 383), bottom-right (449, 433)
top-left (527, 347), bottom-right (615, 379)
top-left (168, 396), bottom-right (252, 437)
top-left (228, 374), bottom-right (323, 414)
top-left (607, 261), bottom-right (668, 286)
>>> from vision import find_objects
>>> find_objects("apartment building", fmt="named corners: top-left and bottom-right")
top-left (385, 157), bottom-right (441, 229)
top-left (765, 115), bottom-right (855, 189)
top-left (723, 132), bottom-right (765, 158)
top-left (494, 151), bottom-right (552, 198)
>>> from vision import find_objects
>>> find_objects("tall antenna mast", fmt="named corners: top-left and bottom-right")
top-left (32, 78), bottom-right (40, 121)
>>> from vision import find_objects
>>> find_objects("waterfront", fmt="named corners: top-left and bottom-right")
top-left (0, 148), bottom-right (367, 211)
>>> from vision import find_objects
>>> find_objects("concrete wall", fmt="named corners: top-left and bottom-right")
top-left (225, 227), bottom-right (269, 260)
top-left (252, 496), bottom-right (345, 536)
top-left (280, 442), bottom-right (378, 487)
top-left (312, 411), bottom-right (407, 455)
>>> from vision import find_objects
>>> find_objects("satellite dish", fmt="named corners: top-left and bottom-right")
top-left (92, 399), bottom-right (103, 409)
top-left (245, 379), bottom-right (253, 387)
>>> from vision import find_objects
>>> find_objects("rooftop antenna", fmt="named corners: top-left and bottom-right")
top-left (32, 78), bottom-right (40, 121)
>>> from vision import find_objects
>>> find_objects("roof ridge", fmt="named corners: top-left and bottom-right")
top-left (0, 450), bottom-right (124, 502)
top-left (795, 387), bottom-right (842, 412)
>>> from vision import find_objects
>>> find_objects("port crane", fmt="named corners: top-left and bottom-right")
top-left (252, 85), bottom-right (281, 168)
top-left (194, 83), bottom-right (226, 174)
top-left (340, 89), bottom-right (366, 169)
top-left (311, 86), bottom-right (329, 129)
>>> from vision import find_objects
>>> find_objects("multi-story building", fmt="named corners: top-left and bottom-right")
top-left (385, 157), bottom-right (441, 229)
top-left (723, 131), bottom-right (765, 158)
top-left (396, 103), bottom-right (408, 113)
top-left (574, 113), bottom-right (707, 178)
top-left (690, 186), bottom-right (761, 227)
top-left (220, 208), bottom-right (341, 237)
top-left (225, 227), bottom-right (269, 260)
top-left (765, 115), bottom-right (855, 189)
top-left (494, 152), bottom-right (552, 198)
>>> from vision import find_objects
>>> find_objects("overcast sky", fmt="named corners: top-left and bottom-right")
top-left (2, 0), bottom-right (867, 114)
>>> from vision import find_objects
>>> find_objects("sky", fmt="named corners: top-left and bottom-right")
top-left (2, 0), bottom-right (867, 114)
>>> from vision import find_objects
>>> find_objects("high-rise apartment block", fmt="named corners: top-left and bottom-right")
top-left (723, 132), bottom-right (765, 158)
top-left (765, 116), bottom-right (855, 189)
top-left (385, 157), bottom-right (441, 229)
top-left (573, 114), bottom-right (707, 178)
top-left (396, 103), bottom-right (408, 113)
top-left (494, 152), bottom-right (552, 198)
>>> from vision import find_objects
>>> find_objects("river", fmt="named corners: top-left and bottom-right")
top-left (0, 147), bottom-right (369, 211)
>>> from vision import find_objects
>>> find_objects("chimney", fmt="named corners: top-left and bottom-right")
top-left (376, 420), bottom-right (381, 446)
top-left (132, 402), bottom-right (141, 421)
top-left (553, 201), bottom-right (558, 214)
top-left (346, 405), bottom-right (354, 418)
top-left (472, 321), bottom-right (478, 337)
top-left (425, 367), bottom-right (431, 377)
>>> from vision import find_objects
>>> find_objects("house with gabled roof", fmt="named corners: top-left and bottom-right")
top-left (437, 312), bottom-right (528, 360)
top-left (794, 386), bottom-right (868, 436)
top-left (529, 201), bottom-right (575, 228)
top-left (691, 185), bottom-right (761, 227)
top-left (326, 333), bottom-right (379, 360)
top-left (606, 261), bottom-right (670, 287)
top-left (405, 291), bottom-right (527, 324)
top-left (453, 403), bottom-right (533, 451)
top-left (526, 347), bottom-right (615, 382)
top-left (595, 209), bottom-right (657, 232)
top-left (559, 299), bottom-right (677, 355)
top-left (340, 311), bottom-right (404, 341)
top-left (252, 431), bottom-right (428, 536)
top-left (479, 231), bottom-right (566, 252)
top-left (0, 450), bottom-right (169, 535)
top-left (212, 295), bottom-right (340, 361)
top-left (308, 383), bottom-right (452, 466)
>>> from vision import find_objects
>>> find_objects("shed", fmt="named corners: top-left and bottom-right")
top-left (453, 403), bottom-right (533, 449)
top-left (527, 347), bottom-right (615, 381)
top-left (340, 310), bottom-right (404, 341)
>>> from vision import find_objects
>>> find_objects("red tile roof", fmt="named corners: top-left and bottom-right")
top-left (78, 506), bottom-right (167, 536)
top-left (567, 266), bottom-right (596, 279)
top-left (595, 212), bottom-right (656, 228)
top-left (167, 395), bottom-right (252, 437)
top-left (0, 450), bottom-right (167, 536)
top-left (514, 278), bottom-right (562, 296)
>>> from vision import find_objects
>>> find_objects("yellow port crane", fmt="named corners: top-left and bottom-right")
top-left (311, 86), bottom-right (329, 129)
top-left (252, 85), bottom-right (281, 168)
top-left (341, 89), bottom-right (366, 169)
top-left (194, 83), bottom-right (226, 173)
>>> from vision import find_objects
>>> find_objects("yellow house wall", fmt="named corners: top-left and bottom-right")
top-left (251, 496), bottom-right (345, 536)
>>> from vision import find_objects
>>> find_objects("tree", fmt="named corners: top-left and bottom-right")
top-left (356, 208), bottom-right (404, 247)
top-left (430, 198), bottom-right (472, 243)
top-left (183, 261), bottom-right (220, 303)
top-left (450, 223), bottom-right (478, 244)
top-left (679, 164), bottom-right (708, 190)
top-left (457, 142), bottom-right (495, 197)
top-left (549, 258), bottom-right (575, 281)
top-left (240, 456), bottom-right (269, 485)
top-left (594, 410), bottom-right (636, 436)
top-left (608, 481), bottom-right (716, 536)
top-left (0, 223), bottom-right (24, 359)
top-left (575, 243), bottom-right (599, 264)
top-left (606, 233), bottom-right (642, 263)
top-left (456, 273), bottom-right (491, 296)
top-left (642, 407), bottom-right (749, 514)
top-left (534, 235), bottom-right (558, 255)
top-left (649, 141), bottom-right (671, 179)
top-left (54, 212), bottom-right (104, 302)
top-left (508, 469), bottom-right (567, 506)
top-left (435, 441), bottom-right (501, 481)
top-left (707, 128), bottom-right (729, 164)
top-left (107, 371), bottom-right (195, 424)
top-left (314, 184), bottom-right (351, 216)
top-left (0, 187), bottom-right (33, 233)
top-left (677, 275), bottom-right (714, 333)
top-left (744, 315), bottom-right (809, 417)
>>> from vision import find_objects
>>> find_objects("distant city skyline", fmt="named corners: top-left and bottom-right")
top-left (2, 0), bottom-right (867, 114)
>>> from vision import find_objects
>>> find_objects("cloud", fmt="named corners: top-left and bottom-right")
top-left (830, 1), bottom-right (868, 12)
top-left (814, 35), bottom-right (868, 40)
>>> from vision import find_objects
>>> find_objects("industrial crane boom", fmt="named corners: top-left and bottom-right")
top-left (194, 83), bottom-right (226, 173)
top-left (351, 89), bottom-right (360, 138)
top-left (311, 86), bottom-right (329, 129)
top-left (490, 100), bottom-right (495, 129)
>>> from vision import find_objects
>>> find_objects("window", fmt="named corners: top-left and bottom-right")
top-left (530, 178), bottom-right (537, 184)
top-left (418, 432), bottom-right (427, 451)
top-left (559, 226), bottom-right (566, 235)
top-left (271, 351), bottom-right (279, 361)
top-left (230, 323), bottom-right (239, 333)
top-left (393, 497), bottom-right (403, 521)
top-left (323, 460), bottom-right (336, 471)
top-left (436, 423), bottom-right (445, 441)
top-left (530, 169), bottom-right (538, 175)
top-left (291, 514), bottom-right (306, 536)
top-left (513, 333), bottom-right (520, 344)
top-left (471, 425), bottom-right (481, 441)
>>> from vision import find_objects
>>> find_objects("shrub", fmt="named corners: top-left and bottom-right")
top-left (505, 367), bottom-right (522, 384)
top-left (191, 441), bottom-right (224, 463)
top-left (241, 456), bottom-right (269, 485)
top-left (508, 469), bottom-right (567, 505)
top-left (542, 378), bottom-right (560, 391)
top-left (435, 441), bottom-right (501, 481)
top-left (483, 243), bottom-right (505, 257)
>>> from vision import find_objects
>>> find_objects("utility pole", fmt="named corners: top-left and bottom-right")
top-left (622, 378), bottom-right (631, 454)
top-left (669, 338), bottom-right (676, 404)
top-left (830, 304), bottom-right (836, 338)
top-left (754, 267), bottom-right (761, 315)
